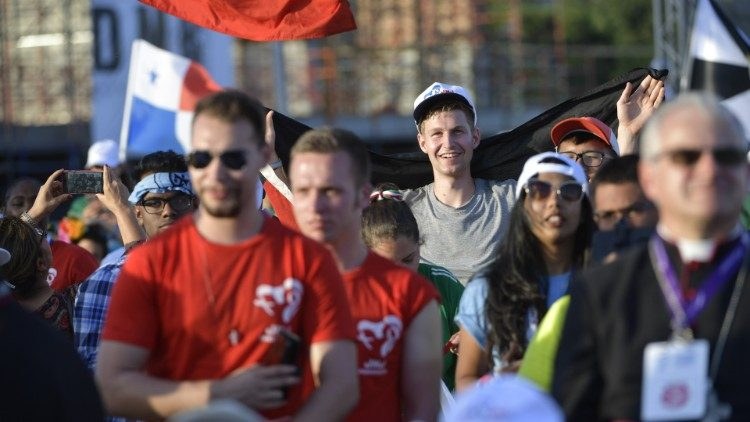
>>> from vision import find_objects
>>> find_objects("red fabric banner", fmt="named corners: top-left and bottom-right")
top-left (140, 0), bottom-right (357, 41)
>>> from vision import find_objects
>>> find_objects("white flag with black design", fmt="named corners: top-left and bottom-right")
top-left (684, 0), bottom-right (750, 139)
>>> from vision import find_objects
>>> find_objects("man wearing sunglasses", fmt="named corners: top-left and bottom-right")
top-left (75, 150), bottom-right (196, 376)
top-left (97, 91), bottom-right (358, 421)
top-left (554, 93), bottom-right (750, 420)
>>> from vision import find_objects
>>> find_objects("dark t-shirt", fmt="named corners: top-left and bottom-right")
top-left (0, 291), bottom-right (104, 421)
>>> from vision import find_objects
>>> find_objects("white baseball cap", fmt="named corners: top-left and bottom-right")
top-left (86, 139), bottom-right (122, 168)
top-left (413, 82), bottom-right (477, 126)
top-left (515, 151), bottom-right (589, 199)
top-left (444, 375), bottom-right (564, 422)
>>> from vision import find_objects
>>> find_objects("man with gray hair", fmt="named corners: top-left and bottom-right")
top-left (553, 93), bottom-right (750, 420)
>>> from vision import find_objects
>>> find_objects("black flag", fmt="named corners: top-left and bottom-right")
top-left (270, 67), bottom-right (667, 189)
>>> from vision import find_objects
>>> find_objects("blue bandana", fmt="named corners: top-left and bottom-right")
top-left (128, 172), bottom-right (194, 204)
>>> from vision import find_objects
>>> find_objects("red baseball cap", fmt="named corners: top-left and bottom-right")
top-left (550, 117), bottom-right (619, 155)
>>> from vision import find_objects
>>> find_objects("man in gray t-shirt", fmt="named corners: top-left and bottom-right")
top-left (407, 82), bottom-right (516, 285)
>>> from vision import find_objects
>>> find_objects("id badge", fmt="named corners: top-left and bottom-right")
top-left (641, 339), bottom-right (709, 420)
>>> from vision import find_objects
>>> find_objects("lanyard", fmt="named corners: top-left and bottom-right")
top-left (650, 234), bottom-right (749, 333)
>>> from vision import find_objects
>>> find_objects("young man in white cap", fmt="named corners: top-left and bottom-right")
top-left (407, 82), bottom-right (516, 285)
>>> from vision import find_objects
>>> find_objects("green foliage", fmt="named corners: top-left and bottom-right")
top-left (485, 0), bottom-right (653, 46)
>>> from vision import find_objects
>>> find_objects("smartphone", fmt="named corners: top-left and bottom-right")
top-left (264, 328), bottom-right (301, 366)
top-left (263, 328), bottom-right (301, 399)
top-left (62, 170), bottom-right (104, 194)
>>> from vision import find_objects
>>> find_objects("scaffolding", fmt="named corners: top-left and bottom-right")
top-left (0, 0), bottom-right (92, 127)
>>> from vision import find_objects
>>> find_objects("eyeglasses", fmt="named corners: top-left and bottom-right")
top-left (524, 179), bottom-right (584, 202)
top-left (655, 147), bottom-right (747, 167)
top-left (138, 195), bottom-right (194, 214)
top-left (187, 150), bottom-right (248, 170)
top-left (594, 200), bottom-right (654, 226)
top-left (558, 150), bottom-right (609, 168)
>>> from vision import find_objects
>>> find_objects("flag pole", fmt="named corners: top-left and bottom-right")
top-left (272, 42), bottom-right (289, 115)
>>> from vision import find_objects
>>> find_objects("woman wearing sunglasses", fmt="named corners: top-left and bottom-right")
top-left (454, 152), bottom-right (594, 391)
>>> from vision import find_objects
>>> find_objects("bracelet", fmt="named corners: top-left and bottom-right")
top-left (20, 212), bottom-right (47, 239)
top-left (269, 159), bottom-right (283, 170)
top-left (19, 212), bottom-right (38, 227)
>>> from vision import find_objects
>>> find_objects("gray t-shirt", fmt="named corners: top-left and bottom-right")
top-left (403, 178), bottom-right (517, 285)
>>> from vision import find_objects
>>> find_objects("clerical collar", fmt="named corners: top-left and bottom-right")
top-left (656, 224), bottom-right (744, 263)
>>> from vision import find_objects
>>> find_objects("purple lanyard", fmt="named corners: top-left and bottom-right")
top-left (650, 234), bottom-right (749, 330)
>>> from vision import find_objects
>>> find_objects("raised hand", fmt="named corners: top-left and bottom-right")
top-left (616, 75), bottom-right (666, 155)
top-left (27, 169), bottom-right (73, 221)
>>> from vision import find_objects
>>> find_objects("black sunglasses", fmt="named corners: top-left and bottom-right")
top-left (658, 148), bottom-right (746, 167)
top-left (187, 150), bottom-right (248, 170)
top-left (525, 179), bottom-right (584, 202)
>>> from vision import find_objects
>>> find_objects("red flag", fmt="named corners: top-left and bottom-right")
top-left (140, 0), bottom-right (357, 41)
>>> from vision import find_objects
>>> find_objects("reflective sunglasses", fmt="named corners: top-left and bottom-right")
top-left (524, 179), bottom-right (584, 202)
top-left (656, 147), bottom-right (747, 167)
top-left (558, 150), bottom-right (609, 168)
top-left (139, 195), bottom-right (194, 214)
top-left (187, 150), bottom-right (248, 170)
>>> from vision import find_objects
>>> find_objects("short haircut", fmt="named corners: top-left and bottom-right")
top-left (192, 90), bottom-right (266, 146)
top-left (133, 150), bottom-right (188, 181)
top-left (640, 92), bottom-right (746, 159)
top-left (361, 183), bottom-right (420, 248)
top-left (291, 127), bottom-right (371, 188)
top-left (589, 154), bottom-right (640, 200)
top-left (417, 99), bottom-right (475, 133)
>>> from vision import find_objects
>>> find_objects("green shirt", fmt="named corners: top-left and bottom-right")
top-left (418, 263), bottom-right (464, 391)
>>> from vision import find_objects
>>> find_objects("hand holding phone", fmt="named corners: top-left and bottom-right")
top-left (263, 328), bottom-right (301, 400)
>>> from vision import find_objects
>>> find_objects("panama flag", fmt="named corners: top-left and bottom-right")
top-left (684, 0), bottom-right (750, 139)
top-left (119, 39), bottom-right (222, 158)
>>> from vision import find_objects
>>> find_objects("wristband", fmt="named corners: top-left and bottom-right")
top-left (20, 212), bottom-right (47, 239)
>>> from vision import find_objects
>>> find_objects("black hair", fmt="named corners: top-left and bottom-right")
top-left (133, 150), bottom-right (189, 181)
top-left (483, 157), bottom-right (594, 368)
top-left (589, 154), bottom-right (641, 203)
top-left (361, 183), bottom-right (420, 248)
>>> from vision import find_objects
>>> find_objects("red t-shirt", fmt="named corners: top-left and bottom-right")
top-left (343, 252), bottom-right (439, 422)
top-left (49, 240), bottom-right (98, 292)
top-left (102, 216), bottom-right (355, 419)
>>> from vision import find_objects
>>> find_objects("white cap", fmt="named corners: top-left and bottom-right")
top-left (444, 375), bottom-right (564, 422)
top-left (86, 139), bottom-right (121, 168)
top-left (0, 247), bottom-right (9, 266)
top-left (413, 82), bottom-right (477, 126)
top-left (515, 152), bottom-right (589, 199)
